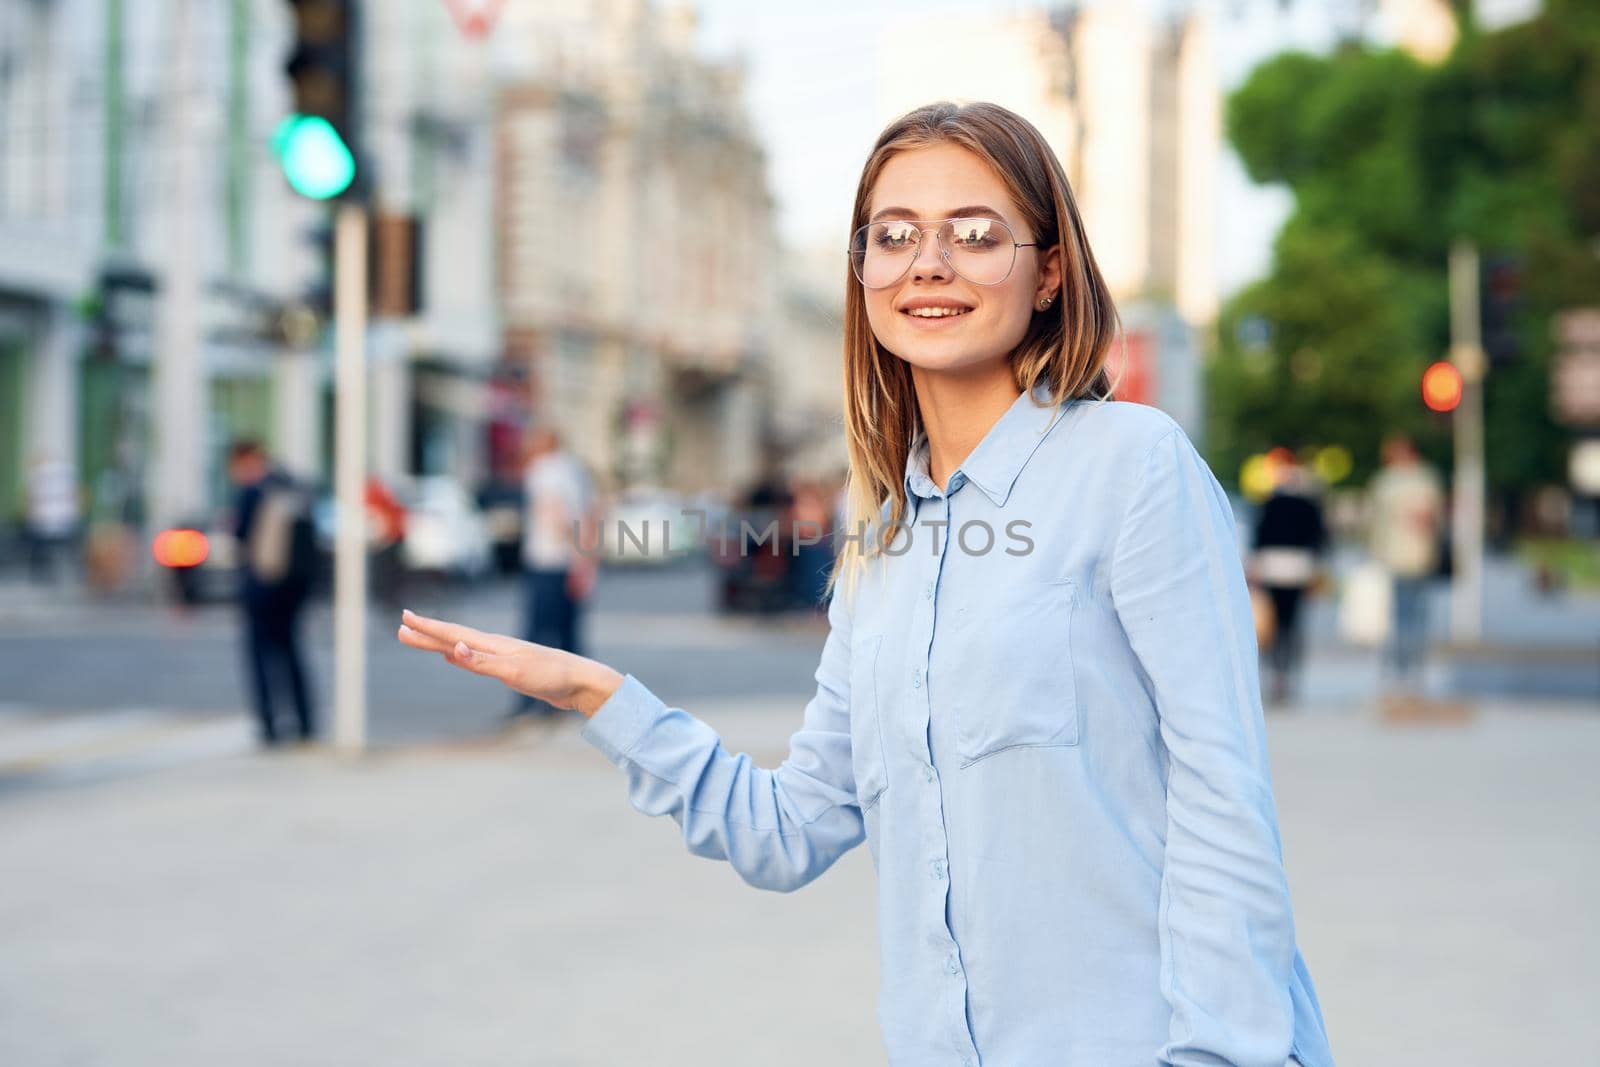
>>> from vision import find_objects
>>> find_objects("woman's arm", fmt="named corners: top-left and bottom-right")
top-left (398, 587), bottom-right (865, 893)
top-left (1110, 428), bottom-right (1298, 1067)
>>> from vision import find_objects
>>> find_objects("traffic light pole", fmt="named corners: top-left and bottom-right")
top-left (333, 202), bottom-right (369, 753)
top-left (1448, 242), bottom-right (1486, 645)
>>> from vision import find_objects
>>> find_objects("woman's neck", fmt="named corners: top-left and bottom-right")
top-left (910, 363), bottom-right (1022, 493)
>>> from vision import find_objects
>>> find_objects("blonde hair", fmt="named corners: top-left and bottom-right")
top-left (825, 101), bottom-right (1121, 608)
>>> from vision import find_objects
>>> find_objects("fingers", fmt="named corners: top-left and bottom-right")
top-left (397, 623), bottom-right (453, 655)
top-left (399, 609), bottom-right (520, 655)
top-left (443, 641), bottom-right (514, 683)
top-left (398, 623), bottom-right (515, 683)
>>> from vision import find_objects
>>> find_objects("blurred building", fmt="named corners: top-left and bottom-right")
top-left (0, 0), bottom-right (326, 536)
top-left (0, 0), bottom-right (784, 552)
top-left (492, 1), bottom-right (777, 495)
top-left (875, 2), bottom-right (1219, 436)
top-left (770, 241), bottom-right (848, 482)
top-left (360, 0), bottom-right (503, 489)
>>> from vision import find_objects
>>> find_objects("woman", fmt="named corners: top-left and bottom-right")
top-left (399, 102), bottom-right (1334, 1067)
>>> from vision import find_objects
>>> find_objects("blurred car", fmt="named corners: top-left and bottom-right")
top-left (602, 486), bottom-right (702, 565)
top-left (400, 476), bottom-right (492, 580)
top-left (709, 503), bottom-right (795, 613)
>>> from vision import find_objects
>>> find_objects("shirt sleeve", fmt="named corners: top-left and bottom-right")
top-left (578, 582), bottom-right (865, 893)
top-left (1109, 427), bottom-right (1297, 1067)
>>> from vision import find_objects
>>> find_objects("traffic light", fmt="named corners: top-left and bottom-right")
top-left (274, 115), bottom-right (355, 200)
top-left (1422, 360), bottom-right (1463, 413)
top-left (1480, 252), bottom-right (1522, 366)
top-left (293, 213), bottom-right (424, 320)
top-left (280, 0), bottom-right (360, 200)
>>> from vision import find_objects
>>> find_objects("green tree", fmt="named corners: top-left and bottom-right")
top-left (1210, 0), bottom-right (1600, 511)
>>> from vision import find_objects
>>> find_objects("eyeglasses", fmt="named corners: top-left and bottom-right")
top-left (848, 216), bottom-right (1038, 289)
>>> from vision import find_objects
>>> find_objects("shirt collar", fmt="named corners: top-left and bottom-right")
top-left (902, 381), bottom-right (1069, 507)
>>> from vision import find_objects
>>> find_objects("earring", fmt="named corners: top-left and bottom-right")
top-left (1037, 295), bottom-right (1053, 310)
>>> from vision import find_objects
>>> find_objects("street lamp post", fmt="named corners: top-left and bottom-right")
top-left (1448, 241), bottom-right (1487, 645)
top-left (332, 203), bottom-right (369, 754)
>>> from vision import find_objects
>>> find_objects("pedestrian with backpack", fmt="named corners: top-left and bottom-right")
top-left (228, 439), bottom-right (319, 746)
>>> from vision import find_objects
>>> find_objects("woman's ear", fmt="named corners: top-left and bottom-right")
top-left (1035, 243), bottom-right (1064, 306)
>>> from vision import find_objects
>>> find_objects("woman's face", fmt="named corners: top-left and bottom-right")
top-left (860, 143), bottom-right (1061, 377)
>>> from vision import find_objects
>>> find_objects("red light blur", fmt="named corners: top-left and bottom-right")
top-left (1422, 361), bottom-right (1463, 413)
top-left (153, 529), bottom-right (210, 569)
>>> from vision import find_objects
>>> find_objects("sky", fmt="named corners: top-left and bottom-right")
top-left (690, 0), bottom-right (1542, 301)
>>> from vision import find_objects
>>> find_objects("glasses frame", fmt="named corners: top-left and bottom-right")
top-left (848, 216), bottom-right (1039, 289)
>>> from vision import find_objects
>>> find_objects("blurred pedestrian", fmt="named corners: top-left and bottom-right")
top-left (786, 476), bottom-right (835, 614)
top-left (24, 455), bottom-right (80, 585)
top-left (510, 426), bottom-right (597, 721)
top-left (229, 440), bottom-right (317, 746)
top-left (743, 467), bottom-right (793, 613)
top-left (1250, 454), bottom-right (1328, 705)
top-left (1367, 433), bottom-right (1445, 691)
top-left (476, 464), bottom-right (525, 576)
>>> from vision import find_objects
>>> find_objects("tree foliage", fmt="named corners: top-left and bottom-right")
top-left (1209, 0), bottom-right (1600, 499)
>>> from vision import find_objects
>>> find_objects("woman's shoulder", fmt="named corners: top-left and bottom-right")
top-left (1062, 397), bottom-right (1191, 463)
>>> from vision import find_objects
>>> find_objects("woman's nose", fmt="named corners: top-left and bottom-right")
top-left (910, 227), bottom-right (950, 280)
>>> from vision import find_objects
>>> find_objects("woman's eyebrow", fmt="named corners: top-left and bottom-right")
top-left (868, 205), bottom-right (1008, 223)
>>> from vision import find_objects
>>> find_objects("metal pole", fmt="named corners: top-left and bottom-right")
top-left (151, 0), bottom-right (205, 530)
top-left (334, 202), bottom-right (368, 753)
top-left (1448, 241), bottom-right (1486, 644)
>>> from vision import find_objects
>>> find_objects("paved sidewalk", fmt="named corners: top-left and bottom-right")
top-left (2, 698), bottom-right (1596, 1066)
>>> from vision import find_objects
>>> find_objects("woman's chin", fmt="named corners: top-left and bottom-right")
top-left (892, 346), bottom-right (1009, 377)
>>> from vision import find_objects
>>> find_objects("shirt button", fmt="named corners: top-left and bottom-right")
top-left (924, 581), bottom-right (934, 599)
top-left (911, 668), bottom-right (921, 688)
top-left (923, 766), bottom-right (934, 783)
top-left (929, 859), bottom-right (945, 880)
top-left (947, 955), bottom-right (961, 976)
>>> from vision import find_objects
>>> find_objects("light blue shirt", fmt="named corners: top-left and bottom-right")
top-left (580, 383), bottom-right (1336, 1066)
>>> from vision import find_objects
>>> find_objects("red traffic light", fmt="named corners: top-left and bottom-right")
top-left (1422, 361), bottom-right (1464, 413)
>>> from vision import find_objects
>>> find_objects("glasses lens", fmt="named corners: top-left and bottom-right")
top-left (850, 221), bottom-right (920, 288)
top-left (940, 218), bottom-right (1016, 285)
top-left (848, 218), bottom-right (1021, 287)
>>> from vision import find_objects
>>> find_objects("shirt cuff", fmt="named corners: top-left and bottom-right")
top-left (578, 672), bottom-right (668, 764)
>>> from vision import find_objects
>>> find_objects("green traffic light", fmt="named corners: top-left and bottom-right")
top-left (273, 115), bottom-right (355, 200)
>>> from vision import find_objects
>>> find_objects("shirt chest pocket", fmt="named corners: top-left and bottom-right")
top-left (848, 632), bottom-right (890, 811)
top-left (947, 578), bottom-right (1081, 765)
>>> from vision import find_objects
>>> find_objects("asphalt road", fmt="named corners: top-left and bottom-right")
top-left (0, 560), bottom-right (830, 746)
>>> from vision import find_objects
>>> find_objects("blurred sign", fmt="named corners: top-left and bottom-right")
top-left (1108, 329), bottom-right (1155, 406)
top-left (1552, 309), bottom-right (1600, 427)
top-left (1570, 440), bottom-right (1600, 495)
top-left (369, 213), bottom-right (422, 317)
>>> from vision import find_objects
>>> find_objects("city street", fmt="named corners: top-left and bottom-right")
top-left (1, 677), bottom-right (1595, 1065)
top-left (2, 550), bottom-right (1593, 790)
top-left (0, 561), bottom-right (830, 789)
top-left (2, 560), bottom-right (1598, 1064)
